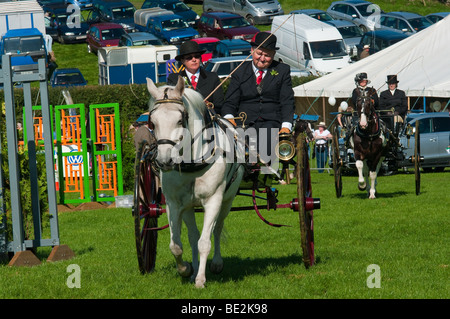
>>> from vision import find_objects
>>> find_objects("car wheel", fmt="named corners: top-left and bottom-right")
top-left (246, 15), bottom-right (255, 25)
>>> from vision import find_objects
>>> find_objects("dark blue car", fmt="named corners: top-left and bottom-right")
top-left (50, 68), bottom-right (88, 87)
top-left (141, 0), bottom-right (199, 27)
top-left (91, 0), bottom-right (136, 32)
top-left (44, 3), bottom-right (90, 44)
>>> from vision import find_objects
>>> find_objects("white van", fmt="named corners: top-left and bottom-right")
top-left (271, 14), bottom-right (352, 76)
top-left (203, 0), bottom-right (284, 25)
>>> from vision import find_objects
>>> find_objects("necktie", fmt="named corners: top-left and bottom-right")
top-left (191, 75), bottom-right (197, 89)
top-left (256, 70), bottom-right (263, 85)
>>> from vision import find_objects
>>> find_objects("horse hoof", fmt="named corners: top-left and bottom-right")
top-left (178, 262), bottom-right (193, 278)
top-left (210, 261), bottom-right (224, 274)
top-left (195, 278), bottom-right (206, 289)
top-left (358, 183), bottom-right (367, 191)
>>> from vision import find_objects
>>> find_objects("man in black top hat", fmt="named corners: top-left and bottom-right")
top-left (379, 75), bottom-right (408, 122)
top-left (221, 31), bottom-right (295, 160)
top-left (167, 40), bottom-right (224, 114)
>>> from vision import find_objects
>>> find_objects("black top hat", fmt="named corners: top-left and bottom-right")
top-left (386, 75), bottom-right (399, 84)
top-left (175, 41), bottom-right (206, 61)
top-left (250, 32), bottom-right (279, 51)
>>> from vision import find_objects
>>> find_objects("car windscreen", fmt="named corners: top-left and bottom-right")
top-left (198, 42), bottom-right (218, 53)
top-left (3, 36), bottom-right (45, 54)
top-left (408, 17), bottom-right (432, 31)
top-left (55, 73), bottom-right (85, 85)
top-left (355, 4), bottom-right (379, 17)
top-left (309, 40), bottom-right (347, 58)
top-left (337, 25), bottom-right (364, 38)
top-left (310, 13), bottom-right (334, 21)
top-left (111, 6), bottom-right (135, 19)
top-left (162, 18), bottom-right (188, 31)
top-left (221, 17), bottom-right (250, 29)
top-left (56, 13), bottom-right (86, 26)
top-left (101, 28), bottom-right (126, 40)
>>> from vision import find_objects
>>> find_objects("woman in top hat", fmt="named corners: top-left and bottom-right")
top-left (167, 40), bottom-right (224, 114)
top-left (313, 122), bottom-right (332, 173)
top-left (379, 75), bottom-right (408, 123)
top-left (221, 31), bottom-right (295, 162)
top-left (351, 72), bottom-right (379, 110)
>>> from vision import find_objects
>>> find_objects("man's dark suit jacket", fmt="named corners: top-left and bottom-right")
top-left (379, 89), bottom-right (408, 117)
top-left (167, 68), bottom-right (224, 114)
top-left (221, 60), bottom-right (294, 127)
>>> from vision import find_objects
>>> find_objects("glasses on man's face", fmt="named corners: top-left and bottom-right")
top-left (184, 54), bottom-right (202, 61)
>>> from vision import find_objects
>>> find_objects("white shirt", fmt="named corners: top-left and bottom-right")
top-left (185, 69), bottom-right (200, 85)
top-left (314, 129), bottom-right (331, 145)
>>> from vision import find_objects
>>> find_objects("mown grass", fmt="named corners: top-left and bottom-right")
top-left (0, 168), bottom-right (448, 299)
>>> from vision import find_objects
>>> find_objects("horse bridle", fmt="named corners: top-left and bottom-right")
top-left (148, 87), bottom-right (188, 147)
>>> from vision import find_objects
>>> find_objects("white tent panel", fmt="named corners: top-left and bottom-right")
top-left (293, 15), bottom-right (450, 99)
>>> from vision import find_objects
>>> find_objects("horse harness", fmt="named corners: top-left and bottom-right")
top-left (148, 87), bottom-right (236, 177)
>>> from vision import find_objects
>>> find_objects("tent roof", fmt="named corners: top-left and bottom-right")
top-left (293, 15), bottom-right (450, 99)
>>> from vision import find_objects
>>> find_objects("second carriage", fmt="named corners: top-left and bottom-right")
top-left (330, 108), bottom-right (423, 198)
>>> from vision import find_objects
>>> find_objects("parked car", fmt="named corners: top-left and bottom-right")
top-left (212, 39), bottom-right (251, 58)
top-left (398, 112), bottom-right (450, 171)
top-left (44, 3), bottom-right (90, 44)
top-left (325, 19), bottom-right (364, 58)
top-left (290, 9), bottom-right (334, 22)
top-left (327, 0), bottom-right (383, 33)
top-left (191, 37), bottom-right (220, 63)
top-left (425, 12), bottom-right (450, 23)
top-left (134, 11), bottom-right (199, 45)
top-left (197, 11), bottom-right (259, 41)
top-left (68, 0), bottom-right (93, 9)
top-left (204, 55), bottom-right (309, 79)
top-left (355, 29), bottom-right (409, 59)
top-left (141, 0), bottom-right (199, 27)
top-left (118, 31), bottom-right (163, 46)
top-left (86, 22), bottom-right (126, 54)
top-left (91, 0), bottom-right (136, 32)
top-left (376, 12), bottom-right (433, 35)
top-left (203, 0), bottom-right (284, 25)
top-left (49, 68), bottom-right (88, 87)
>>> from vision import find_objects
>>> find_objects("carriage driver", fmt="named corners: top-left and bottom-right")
top-left (379, 75), bottom-right (408, 126)
top-left (222, 32), bottom-right (295, 161)
top-left (351, 72), bottom-right (379, 109)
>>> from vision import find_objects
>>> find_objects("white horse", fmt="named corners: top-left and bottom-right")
top-left (146, 76), bottom-right (244, 288)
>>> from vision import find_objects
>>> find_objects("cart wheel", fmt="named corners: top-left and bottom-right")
top-left (295, 134), bottom-right (315, 268)
top-left (133, 141), bottom-right (159, 274)
top-left (414, 121), bottom-right (421, 195)
top-left (332, 126), bottom-right (343, 198)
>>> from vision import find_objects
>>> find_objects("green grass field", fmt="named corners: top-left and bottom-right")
top-left (1, 169), bottom-right (448, 299)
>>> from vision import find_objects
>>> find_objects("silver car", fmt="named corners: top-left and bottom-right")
top-left (399, 112), bottom-right (450, 172)
top-left (326, 0), bottom-right (383, 32)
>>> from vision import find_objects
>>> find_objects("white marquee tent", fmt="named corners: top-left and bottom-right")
top-left (293, 15), bottom-right (450, 123)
